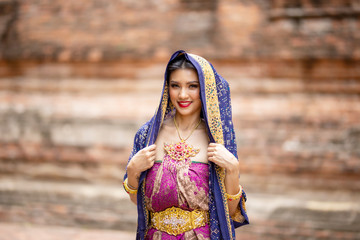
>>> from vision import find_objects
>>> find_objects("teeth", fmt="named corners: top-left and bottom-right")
top-left (178, 102), bottom-right (191, 107)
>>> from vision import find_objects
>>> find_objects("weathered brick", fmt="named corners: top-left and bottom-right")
top-left (0, 0), bottom-right (359, 239)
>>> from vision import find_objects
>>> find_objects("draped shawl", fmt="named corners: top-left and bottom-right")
top-left (124, 50), bottom-right (249, 239)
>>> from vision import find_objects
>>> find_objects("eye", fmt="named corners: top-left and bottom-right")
top-left (170, 83), bottom-right (179, 88)
top-left (189, 84), bottom-right (199, 89)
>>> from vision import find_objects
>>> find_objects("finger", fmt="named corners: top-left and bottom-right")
top-left (145, 151), bottom-right (154, 159)
top-left (149, 149), bottom-right (156, 155)
top-left (208, 156), bottom-right (222, 167)
top-left (208, 155), bottom-right (216, 163)
top-left (149, 155), bottom-right (156, 162)
top-left (150, 155), bottom-right (157, 163)
top-left (145, 156), bottom-right (155, 167)
top-left (147, 144), bottom-right (157, 151)
top-left (207, 146), bottom-right (215, 152)
top-left (150, 148), bottom-right (157, 156)
top-left (208, 143), bottom-right (219, 150)
top-left (208, 147), bottom-right (217, 155)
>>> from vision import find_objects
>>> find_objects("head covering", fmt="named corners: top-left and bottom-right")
top-left (124, 50), bottom-right (249, 239)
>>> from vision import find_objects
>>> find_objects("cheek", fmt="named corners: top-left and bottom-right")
top-left (191, 89), bottom-right (201, 101)
top-left (169, 88), bottom-right (175, 98)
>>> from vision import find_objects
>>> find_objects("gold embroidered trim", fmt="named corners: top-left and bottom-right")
top-left (242, 196), bottom-right (247, 213)
top-left (189, 54), bottom-right (224, 145)
top-left (216, 165), bottom-right (234, 239)
top-left (141, 181), bottom-right (149, 237)
top-left (160, 83), bottom-right (169, 126)
top-left (231, 205), bottom-right (246, 223)
top-left (189, 53), bottom-right (233, 239)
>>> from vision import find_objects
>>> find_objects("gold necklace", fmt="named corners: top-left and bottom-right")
top-left (163, 117), bottom-right (202, 161)
top-left (173, 117), bottom-right (202, 142)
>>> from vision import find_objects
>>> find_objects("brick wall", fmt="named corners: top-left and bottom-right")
top-left (0, 0), bottom-right (359, 239)
top-left (1, 0), bottom-right (360, 62)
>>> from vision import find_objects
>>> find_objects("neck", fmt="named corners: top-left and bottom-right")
top-left (174, 113), bottom-right (201, 131)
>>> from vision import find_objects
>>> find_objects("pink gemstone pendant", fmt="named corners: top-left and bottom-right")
top-left (164, 140), bottom-right (200, 161)
top-left (175, 144), bottom-right (183, 152)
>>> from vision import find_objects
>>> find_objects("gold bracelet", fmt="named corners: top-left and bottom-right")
top-left (226, 185), bottom-right (243, 201)
top-left (123, 178), bottom-right (138, 195)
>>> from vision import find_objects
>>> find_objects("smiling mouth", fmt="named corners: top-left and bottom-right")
top-left (178, 101), bottom-right (192, 108)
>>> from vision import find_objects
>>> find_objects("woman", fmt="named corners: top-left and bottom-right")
top-left (123, 50), bottom-right (249, 239)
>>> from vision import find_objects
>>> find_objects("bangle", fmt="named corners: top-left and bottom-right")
top-left (226, 185), bottom-right (243, 201)
top-left (123, 178), bottom-right (138, 195)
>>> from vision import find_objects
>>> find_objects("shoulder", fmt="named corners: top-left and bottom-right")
top-left (156, 117), bottom-right (176, 143)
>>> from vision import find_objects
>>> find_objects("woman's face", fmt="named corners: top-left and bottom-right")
top-left (169, 68), bottom-right (202, 118)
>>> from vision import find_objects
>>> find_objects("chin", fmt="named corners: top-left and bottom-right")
top-left (176, 108), bottom-right (201, 117)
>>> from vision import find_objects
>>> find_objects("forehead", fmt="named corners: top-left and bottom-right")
top-left (169, 69), bottom-right (199, 82)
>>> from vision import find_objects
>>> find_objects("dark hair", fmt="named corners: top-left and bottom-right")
top-left (167, 54), bottom-right (196, 83)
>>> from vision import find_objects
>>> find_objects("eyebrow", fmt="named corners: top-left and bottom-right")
top-left (169, 80), bottom-right (199, 84)
top-left (188, 81), bottom-right (199, 84)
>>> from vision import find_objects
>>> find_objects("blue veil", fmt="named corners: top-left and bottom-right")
top-left (124, 50), bottom-right (249, 239)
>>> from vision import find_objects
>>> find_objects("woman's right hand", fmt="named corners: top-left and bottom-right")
top-left (127, 144), bottom-right (157, 181)
top-left (126, 144), bottom-right (156, 205)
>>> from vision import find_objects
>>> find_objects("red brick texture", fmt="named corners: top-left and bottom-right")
top-left (0, 0), bottom-right (359, 239)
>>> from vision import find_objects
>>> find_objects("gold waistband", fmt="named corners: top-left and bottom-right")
top-left (150, 206), bottom-right (209, 236)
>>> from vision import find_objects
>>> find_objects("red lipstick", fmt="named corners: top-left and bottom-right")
top-left (178, 101), bottom-right (191, 108)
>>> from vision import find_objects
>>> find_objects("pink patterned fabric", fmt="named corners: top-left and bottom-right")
top-left (144, 156), bottom-right (210, 240)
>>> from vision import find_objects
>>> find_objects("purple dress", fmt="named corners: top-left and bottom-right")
top-left (144, 153), bottom-right (210, 240)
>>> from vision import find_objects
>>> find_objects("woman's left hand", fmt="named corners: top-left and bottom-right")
top-left (208, 143), bottom-right (243, 217)
top-left (207, 143), bottom-right (239, 174)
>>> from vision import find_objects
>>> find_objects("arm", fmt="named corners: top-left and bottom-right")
top-left (208, 143), bottom-right (242, 217)
top-left (224, 163), bottom-right (242, 217)
top-left (124, 144), bottom-right (157, 204)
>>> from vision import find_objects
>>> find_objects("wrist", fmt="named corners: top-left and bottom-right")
top-left (126, 168), bottom-right (140, 190)
top-left (127, 162), bottom-right (140, 179)
top-left (225, 159), bottom-right (240, 176)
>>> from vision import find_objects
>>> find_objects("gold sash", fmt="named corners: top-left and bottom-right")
top-left (150, 206), bottom-right (209, 236)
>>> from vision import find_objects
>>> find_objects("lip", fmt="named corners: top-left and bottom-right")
top-left (178, 101), bottom-right (192, 108)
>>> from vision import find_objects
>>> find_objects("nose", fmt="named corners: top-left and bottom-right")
top-left (179, 87), bottom-right (188, 99)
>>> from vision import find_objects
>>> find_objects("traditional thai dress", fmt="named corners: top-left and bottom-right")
top-left (124, 50), bottom-right (249, 240)
top-left (145, 159), bottom-right (210, 239)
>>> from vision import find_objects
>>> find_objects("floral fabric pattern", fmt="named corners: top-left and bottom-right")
top-left (144, 158), bottom-right (210, 240)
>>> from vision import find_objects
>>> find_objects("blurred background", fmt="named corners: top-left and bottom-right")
top-left (0, 0), bottom-right (360, 239)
